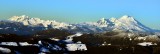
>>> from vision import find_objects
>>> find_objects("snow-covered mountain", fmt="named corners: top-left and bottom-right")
top-left (9, 15), bottom-right (70, 28)
top-left (70, 15), bottom-right (153, 33)
top-left (112, 15), bottom-right (152, 32)
top-left (0, 15), bottom-right (157, 35)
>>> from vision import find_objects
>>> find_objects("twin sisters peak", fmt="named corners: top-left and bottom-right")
top-left (0, 15), bottom-right (159, 35)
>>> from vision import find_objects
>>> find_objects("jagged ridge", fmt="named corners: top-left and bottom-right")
top-left (0, 15), bottom-right (157, 35)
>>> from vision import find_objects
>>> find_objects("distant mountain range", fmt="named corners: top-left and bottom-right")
top-left (0, 15), bottom-right (159, 35)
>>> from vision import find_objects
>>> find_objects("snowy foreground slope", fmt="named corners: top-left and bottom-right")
top-left (0, 15), bottom-right (158, 35)
top-left (0, 33), bottom-right (87, 54)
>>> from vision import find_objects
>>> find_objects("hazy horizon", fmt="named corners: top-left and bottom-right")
top-left (0, 0), bottom-right (160, 29)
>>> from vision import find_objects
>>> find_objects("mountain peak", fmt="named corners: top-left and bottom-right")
top-left (9, 15), bottom-right (30, 21)
top-left (21, 15), bottom-right (29, 18)
top-left (121, 15), bottom-right (130, 18)
top-left (97, 18), bottom-right (107, 25)
top-left (109, 17), bottom-right (117, 22)
top-left (121, 15), bottom-right (133, 18)
top-left (8, 15), bottom-right (70, 28)
top-left (118, 15), bottom-right (135, 22)
top-left (1, 15), bottom-right (155, 35)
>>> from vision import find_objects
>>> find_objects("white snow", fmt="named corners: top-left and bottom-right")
top-left (66, 44), bottom-right (87, 51)
top-left (50, 38), bottom-right (60, 41)
top-left (38, 41), bottom-right (43, 45)
top-left (137, 37), bottom-right (146, 40)
top-left (71, 15), bottom-right (152, 33)
top-left (50, 45), bottom-right (62, 51)
top-left (129, 38), bottom-right (132, 41)
top-left (0, 28), bottom-right (3, 29)
top-left (64, 37), bottom-right (74, 43)
top-left (9, 15), bottom-right (70, 28)
top-left (0, 42), bottom-right (39, 46)
top-left (40, 47), bottom-right (50, 53)
top-left (137, 42), bottom-right (157, 46)
top-left (6, 15), bottom-right (153, 34)
top-left (76, 41), bottom-right (82, 44)
top-left (5, 15), bottom-right (153, 35)
top-left (64, 33), bottom-right (83, 43)
top-left (107, 43), bottom-right (111, 45)
top-left (5, 27), bottom-right (10, 29)
top-left (19, 42), bottom-right (33, 46)
top-left (0, 47), bottom-right (11, 53)
top-left (0, 42), bottom-right (18, 46)
top-left (75, 33), bottom-right (83, 36)
top-left (97, 18), bottom-right (108, 26)
top-left (38, 52), bottom-right (46, 54)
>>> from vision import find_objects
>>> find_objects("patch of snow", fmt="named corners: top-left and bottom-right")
top-left (66, 44), bottom-right (87, 51)
top-left (137, 42), bottom-right (157, 46)
top-left (102, 44), bottom-right (105, 46)
top-left (0, 42), bottom-right (18, 46)
top-left (19, 42), bottom-right (33, 46)
top-left (119, 48), bottom-right (122, 50)
top-left (38, 52), bottom-right (46, 54)
top-left (129, 38), bottom-right (132, 41)
top-left (0, 28), bottom-right (3, 29)
top-left (75, 33), bottom-right (83, 36)
top-left (76, 41), bottom-right (82, 44)
top-left (136, 37), bottom-right (146, 40)
top-left (64, 39), bottom-right (73, 43)
top-left (5, 27), bottom-right (10, 29)
top-left (0, 47), bottom-right (11, 53)
top-left (50, 38), bottom-right (60, 41)
top-left (40, 47), bottom-right (50, 53)
top-left (107, 43), bottom-right (111, 46)
top-left (50, 45), bottom-right (62, 51)
top-left (38, 41), bottom-right (43, 45)
top-left (64, 33), bottom-right (83, 43)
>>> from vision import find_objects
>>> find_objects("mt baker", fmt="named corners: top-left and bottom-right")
top-left (0, 15), bottom-right (159, 35)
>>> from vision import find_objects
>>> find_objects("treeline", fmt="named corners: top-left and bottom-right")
top-left (0, 29), bottom-right (72, 43)
top-left (73, 31), bottom-right (160, 46)
top-left (34, 29), bottom-right (72, 39)
top-left (0, 34), bottom-right (33, 42)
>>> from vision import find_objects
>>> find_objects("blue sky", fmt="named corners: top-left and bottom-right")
top-left (0, 0), bottom-right (160, 29)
